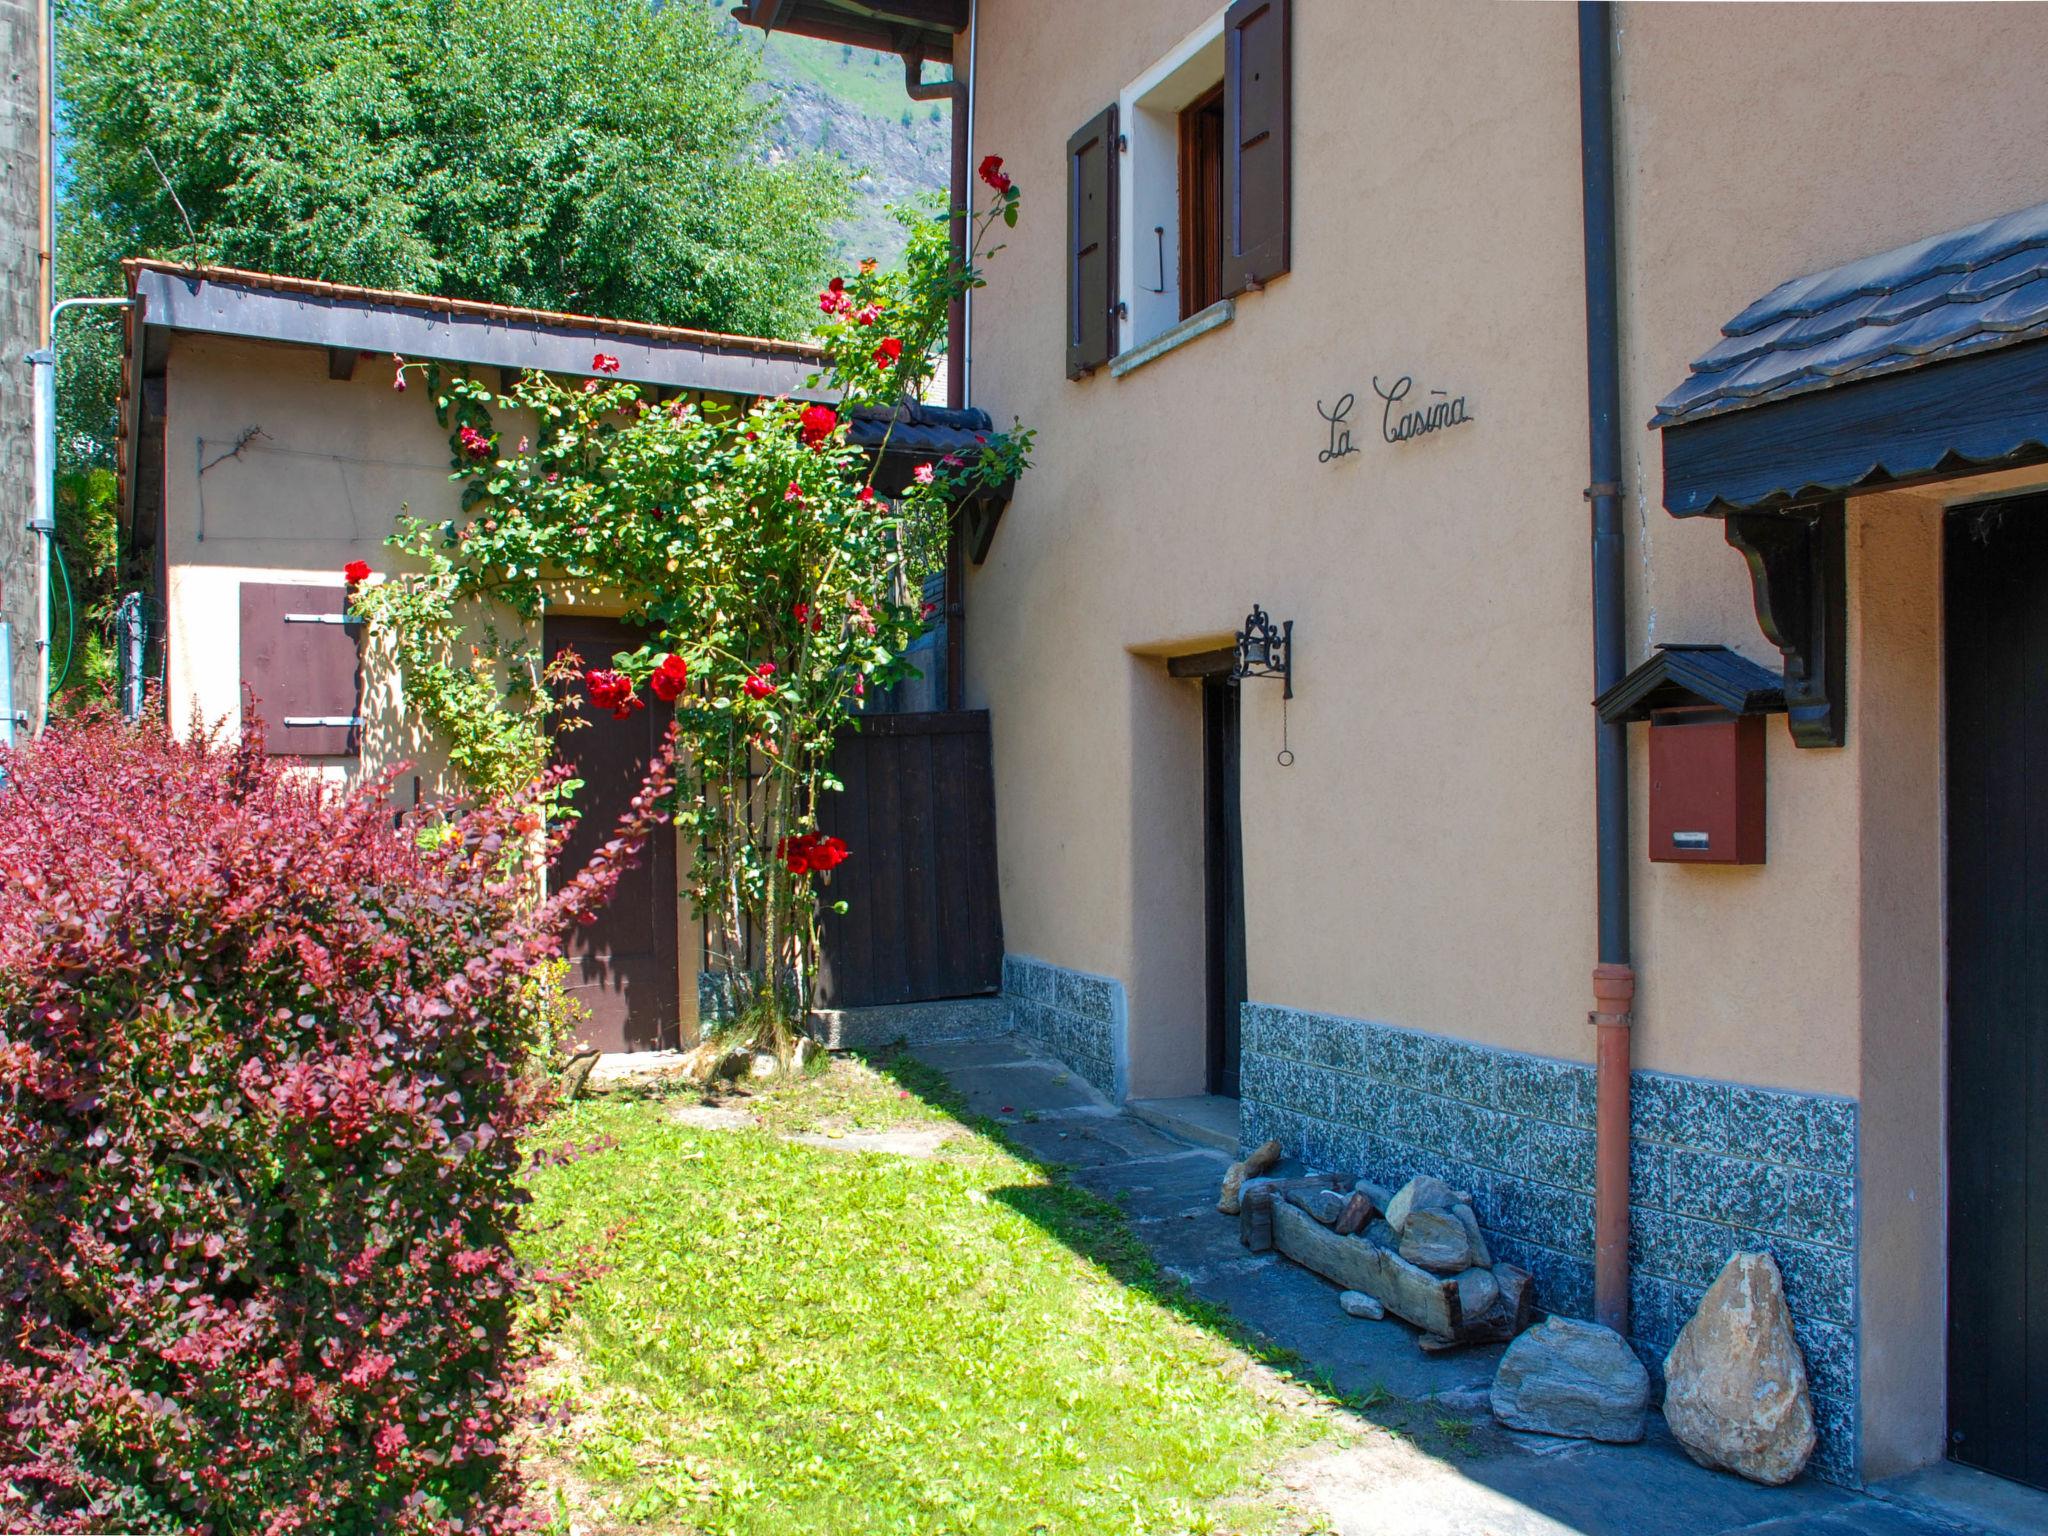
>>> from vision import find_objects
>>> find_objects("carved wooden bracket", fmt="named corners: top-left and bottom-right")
top-left (1723, 501), bottom-right (1846, 747)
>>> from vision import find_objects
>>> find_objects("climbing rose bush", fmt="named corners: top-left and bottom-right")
top-left (0, 709), bottom-right (675, 1533)
top-left (361, 178), bottom-right (1032, 1053)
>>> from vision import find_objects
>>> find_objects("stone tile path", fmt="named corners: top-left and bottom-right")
top-left (907, 1035), bottom-right (2018, 1536)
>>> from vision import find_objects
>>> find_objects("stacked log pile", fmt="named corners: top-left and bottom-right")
top-left (1238, 1171), bottom-right (1533, 1352)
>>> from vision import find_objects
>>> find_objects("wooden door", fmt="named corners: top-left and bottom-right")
top-left (544, 616), bottom-right (680, 1054)
top-left (1945, 497), bottom-right (2048, 1490)
top-left (814, 710), bottom-right (1003, 1008)
top-left (1204, 678), bottom-right (1246, 1097)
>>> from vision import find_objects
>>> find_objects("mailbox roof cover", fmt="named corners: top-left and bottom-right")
top-left (1595, 643), bottom-right (1787, 725)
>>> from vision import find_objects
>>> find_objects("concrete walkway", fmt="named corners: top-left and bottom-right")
top-left (907, 1034), bottom-right (2035, 1536)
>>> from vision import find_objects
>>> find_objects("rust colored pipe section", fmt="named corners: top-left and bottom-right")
top-left (1591, 960), bottom-right (1635, 1335)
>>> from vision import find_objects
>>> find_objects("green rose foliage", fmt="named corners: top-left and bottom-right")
top-left (363, 191), bottom-right (1034, 1048)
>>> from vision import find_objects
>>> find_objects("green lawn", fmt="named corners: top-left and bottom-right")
top-left (517, 1052), bottom-right (1332, 1535)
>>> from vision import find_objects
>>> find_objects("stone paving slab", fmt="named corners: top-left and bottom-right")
top-left (906, 1034), bottom-right (1989, 1536)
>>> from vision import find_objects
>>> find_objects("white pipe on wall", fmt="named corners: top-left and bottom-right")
top-left (28, 296), bottom-right (134, 729)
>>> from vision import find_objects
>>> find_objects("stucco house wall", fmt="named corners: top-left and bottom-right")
top-left (961, 0), bottom-right (2048, 1485)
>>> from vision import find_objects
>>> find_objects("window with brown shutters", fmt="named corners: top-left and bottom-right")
top-left (1220, 0), bottom-right (1291, 297)
top-left (1066, 104), bottom-right (1119, 379)
top-left (238, 581), bottom-right (364, 756)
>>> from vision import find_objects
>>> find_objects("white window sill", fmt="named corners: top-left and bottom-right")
top-left (1110, 299), bottom-right (1234, 379)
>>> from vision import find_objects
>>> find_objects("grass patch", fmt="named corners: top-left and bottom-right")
top-left (520, 1054), bottom-right (1323, 1534)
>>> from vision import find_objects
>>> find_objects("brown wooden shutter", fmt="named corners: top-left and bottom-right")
top-left (1220, 0), bottom-right (1292, 297)
top-left (1066, 104), bottom-right (1119, 378)
top-left (238, 581), bottom-right (364, 756)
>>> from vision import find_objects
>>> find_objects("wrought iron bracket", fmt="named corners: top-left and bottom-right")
top-left (1233, 604), bottom-right (1293, 699)
top-left (1723, 501), bottom-right (1845, 747)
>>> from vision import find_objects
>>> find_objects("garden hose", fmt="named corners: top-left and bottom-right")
top-left (49, 536), bottom-right (76, 697)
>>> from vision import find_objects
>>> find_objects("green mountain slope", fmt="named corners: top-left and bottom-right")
top-left (713, 8), bottom-right (952, 270)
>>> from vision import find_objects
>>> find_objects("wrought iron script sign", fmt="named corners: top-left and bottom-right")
top-left (1316, 394), bottom-right (1360, 462)
top-left (1371, 375), bottom-right (1475, 444)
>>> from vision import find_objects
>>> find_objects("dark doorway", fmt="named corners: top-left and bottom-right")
top-left (1204, 677), bottom-right (1246, 1097)
top-left (1945, 495), bottom-right (2048, 1491)
top-left (544, 615), bottom-right (681, 1054)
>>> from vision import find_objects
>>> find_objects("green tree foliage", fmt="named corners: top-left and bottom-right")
top-left (55, 0), bottom-right (852, 465)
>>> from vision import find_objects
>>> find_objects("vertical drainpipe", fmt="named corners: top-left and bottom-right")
top-left (1579, 0), bottom-right (1634, 1338)
top-left (904, 43), bottom-right (970, 711)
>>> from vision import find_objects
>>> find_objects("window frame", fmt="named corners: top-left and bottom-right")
top-left (1115, 6), bottom-right (1230, 356)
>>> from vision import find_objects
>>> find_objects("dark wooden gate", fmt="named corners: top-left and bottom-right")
top-left (815, 710), bottom-right (1003, 1009)
top-left (1945, 496), bottom-right (2048, 1491)
top-left (544, 616), bottom-right (681, 1054)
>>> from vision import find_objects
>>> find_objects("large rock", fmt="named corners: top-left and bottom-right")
top-left (1451, 1203), bottom-right (1492, 1268)
top-left (1663, 1251), bottom-right (1817, 1485)
top-left (1217, 1138), bottom-right (1282, 1214)
top-left (1384, 1175), bottom-right (1457, 1232)
top-left (1490, 1316), bottom-right (1648, 1443)
top-left (1398, 1207), bottom-right (1474, 1273)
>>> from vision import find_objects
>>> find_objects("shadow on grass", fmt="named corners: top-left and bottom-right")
top-left (846, 1041), bottom-right (1461, 1456)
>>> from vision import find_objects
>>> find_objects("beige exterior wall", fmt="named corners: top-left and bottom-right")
top-left (965, 0), bottom-right (2048, 1480)
top-left (159, 332), bottom-right (703, 1037)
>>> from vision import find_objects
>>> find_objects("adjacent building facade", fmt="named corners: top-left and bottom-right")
top-left (937, 0), bottom-right (2048, 1495)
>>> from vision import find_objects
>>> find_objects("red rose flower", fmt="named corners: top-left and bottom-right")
top-left (857, 486), bottom-right (877, 504)
top-left (458, 425), bottom-right (492, 460)
top-left (343, 559), bottom-right (371, 585)
top-left (818, 276), bottom-right (852, 317)
top-left (854, 304), bottom-right (882, 326)
top-left (586, 668), bottom-right (642, 719)
top-left (391, 363), bottom-right (407, 393)
top-left (742, 663), bottom-right (778, 700)
top-left (873, 336), bottom-right (903, 369)
top-left (649, 653), bottom-right (688, 703)
top-left (776, 832), bottom-right (816, 875)
top-left (978, 154), bottom-right (1011, 193)
top-left (593, 352), bottom-right (621, 373)
top-left (799, 404), bottom-right (838, 448)
top-left (806, 834), bottom-right (849, 872)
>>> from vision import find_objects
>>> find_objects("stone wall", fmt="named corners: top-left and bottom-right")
top-left (1238, 1002), bottom-right (1860, 1482)
top-left (1001, 954), bottom-right (1124, 1100)
top-left (0, 0), bottom-right (41, 735)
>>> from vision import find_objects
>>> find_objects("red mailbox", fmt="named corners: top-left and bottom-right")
top-left (1648, 707), bottom-right (1765, 864)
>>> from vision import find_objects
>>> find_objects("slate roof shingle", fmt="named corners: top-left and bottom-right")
top-left (1653, 200), bottom-right (2048, 428)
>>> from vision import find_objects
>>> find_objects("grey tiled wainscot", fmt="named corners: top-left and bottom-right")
top-left (1001, 955), bottom-right (1125, 1099)
top-left (1238, 1003), bottom-right (1861, 1482)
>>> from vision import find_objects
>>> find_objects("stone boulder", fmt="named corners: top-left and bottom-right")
top-left (1339, 1289), bottom-right (1386, 1320)
top-left (1491, 1316), bottom-right (1647, 1442)
top-left (1384, 1175), bottom-right (1457, 1232)
top-left (1397, 1207), bottom-right (1473, 1273)
top-left (1217, 1139), bottom-right (1282, 1215)
top-left (1663, 1251), bottom-right (1816, 1485)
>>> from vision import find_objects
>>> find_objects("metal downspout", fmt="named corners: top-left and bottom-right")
top-left (902, 45), bottom-right (970, 711)
top-left (1579, 0), bottom-right (1635, 1337)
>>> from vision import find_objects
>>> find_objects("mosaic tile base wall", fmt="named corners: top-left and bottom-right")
top-left (1001, 955), bottom-right (1124, 1099)
top-left (1238, 1003), bottom-right (1860, 1483)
